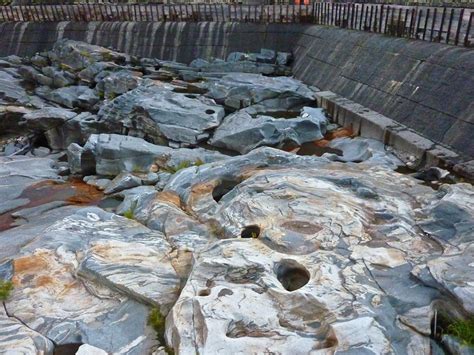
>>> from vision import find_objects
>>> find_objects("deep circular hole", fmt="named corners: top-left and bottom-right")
top-left (205, 109), bottom-right (215, 115)
top-left (275, 260), bottom-right (310, 291)
top-left (212, 179), bottom-right (240, 203)
top-left (54, 343), bottom-right (84, 355)
top-left (198, 289), bottom-right (211, 297)
top-left (241, 225), bottom-right (261, 239)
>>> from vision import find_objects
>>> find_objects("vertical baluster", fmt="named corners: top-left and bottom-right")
top-left (438, 7), bottom-right (446, 43)
top-left (454, 8), bottom-right (464, 45)
top-left (415, 9), bottom-right (423, 39)
top-left (384, 6), bottom-right (390, 35)
top-left (369, 5), bottom-right (374, 32)
top-left (359, 4), bottom-right (364, 30)
top-left (446, 8), bottom-right (454, 44)
top-left (408, 8), bottom-right (415, 39)
top-left (430, 8), bottom-right (437, 41)
top-left (378, 4), bottom-right (383, 33)
top-left (464, 11), bottom-right (473, 47)
top-left (422, 9), bottom-right (430, 41)
top-left (396, 8), bottom-right (402, 36)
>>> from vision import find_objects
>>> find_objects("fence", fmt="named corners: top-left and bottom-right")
top-left (0, 3), bottom-right (472, 47)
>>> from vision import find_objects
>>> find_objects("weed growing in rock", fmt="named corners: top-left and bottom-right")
top-left (148, 307), bottom-right (174, 355)
top-left (123, 209), bottom-right (134, 219)
top-left (0, 279), bottom-right (13, 301)
top-left (163, 160), bottom-right (204, 174)
top-left (447, 318), bottom-right (474, 346)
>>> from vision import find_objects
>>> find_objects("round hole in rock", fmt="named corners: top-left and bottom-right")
top-left (205, 109), bottom-right (215, 115)
top-left (275, 259), bottom-right (310, 291)
top-left (212, 179), bottom-right (240, 203)
top-left (54, 343), bottom-right (83, 355)
top-left (198, 289), bottom-right (211, 297)
top-left (241, 225), bottom-right (261, 239)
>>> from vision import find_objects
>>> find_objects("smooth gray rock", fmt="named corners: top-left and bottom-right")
top-left (104, 172), bottom-right (142, 194)
top-left (0, 307), bottom-right (54, 355)
top-left (48, 39), bottom-right (127, 71)
top-left (209, 107), bottom-right (328, 154)
top-left (41, 66), bottom-right (76, 88)
top-left (203, 73), bottom-right (316, 110)
top-left (98, 82), bottom-right (225, 145)
top-left (96, 69), bottom-right (142, 99)
top-left (68, 133), bottom-right (228, 176)
top-left (43, 86), bottom-right (99, 110)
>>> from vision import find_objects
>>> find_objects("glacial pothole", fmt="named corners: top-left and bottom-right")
top-left (275, 259), bottom-right (310, 291)
top-left (212, 179), bottom-right (241, 203)
top-left (241, 225), bottom-right (261, 239)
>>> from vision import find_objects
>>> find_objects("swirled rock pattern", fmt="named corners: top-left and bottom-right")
top-left (0, 40), bottom-right (473, 355)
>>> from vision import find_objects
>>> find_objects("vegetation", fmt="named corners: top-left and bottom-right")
top-left (163, 159), bottom-right (204, 174)
top-left (447, 318), bottom-right (474, 347)
top-left (0, 279), bottom-right (13, 301)
top-left (123, 209), bottom-right (134, 219)
top-left (148, 307), bottom-right (174, 355)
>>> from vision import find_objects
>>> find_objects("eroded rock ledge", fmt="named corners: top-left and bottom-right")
top-left (0, 40), bottom-right (473, 355)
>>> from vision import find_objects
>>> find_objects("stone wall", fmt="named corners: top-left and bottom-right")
top-left (0, 22), bottom-right (302, 63)
top-left (292, 26), bottom-right (474, 157)
top-left (0, 21), bottom-right (472, 158)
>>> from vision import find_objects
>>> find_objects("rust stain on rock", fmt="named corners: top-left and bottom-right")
top-left (0, 179), bottom-right (104, 232)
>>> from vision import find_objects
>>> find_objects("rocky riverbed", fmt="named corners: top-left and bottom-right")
top-left (0, 40), bottom-right (473, 355)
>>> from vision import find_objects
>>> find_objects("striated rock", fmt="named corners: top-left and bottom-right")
top-left (96, 69), bottom-right (142, 99)
top-left (98, 82), bottom-right (225, 145)
top-left (41, 85), bottom-right (99, 110)
top-left (209, 106), bottom-right (328, 154)
top-left (48, 39), bottom-right (127, 72)
top-left (203, 73), bottom-right (317, 110)
top-left (104, 172), bottom-right (142, 194)
top-left (0, 306), bottom-right (54, 354)
top-left (3, 207), bottom-right (176, 353)
top-left (68, 133), bottom-right (227, 176)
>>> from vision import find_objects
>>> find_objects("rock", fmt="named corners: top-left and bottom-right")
top-left (96, 69), bottom-right (142, 99)
top-left (209, 107), bottom-right (328, 154)
top-left (22, 107), bottom-right (77, 132)
top-left (454, 159), bottom-right (474, 181)
top-left (256, 48), bottom-right (276, 63)
top-left (75, 344), bottom-right (108, 355)
top-left (42, 86), bottom-right (99, 110)
top-left (98, 82), bottom-right (225, 145)
top-left (30, 53), bottom-right (49, 68)
top-left (414, 167), bottom-right (451, 182)
top-left (68, 133), bottom-right (227, 176)
top-left (104, 172), bottom-right (142, 194)
top-left (166, 238), bottom-right (425, 354)
top-left (48, 39), bottom-right (127, 72)
top-left (3, 207), bottom-right (175, 353)
top-left (323, 137), bottom-right (402, 168)
top-left (203, 73), bottom-right (316, 110)
top-left (41, 66), bottom-right (76, 88)
top-left (0, 306), bottom-right (55, 354)
top-left (32, 146), bottom-right (51, 157)
top-left (276, 51), bottom-right (293, 66)
top-left (84, 175), bottom-right (111, 190)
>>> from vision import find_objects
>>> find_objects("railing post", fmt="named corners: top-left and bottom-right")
top-left (454, 8), bottom-right (464, 46)
top-left (422, 8), bottom-right (430, 41)
top-left (446, 8), bottom-right (454, 44)
top-left (438, 7), bottom-right (446, 43)
top-left (429, 8), bottom-right (437, 42)
top-left (464, 12), bottom-right (473, 47)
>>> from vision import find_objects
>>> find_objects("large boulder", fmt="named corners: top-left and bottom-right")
top-left (209, 107), bottom-right (328, 154)
top-left (68, 133), bottom-right (228, 176)
top-left (47, 39), bottom-right (127, 72)
top-left (202, 73), bottom-right (317, 110)
top-left (98, 83), bottom-right (225, 145)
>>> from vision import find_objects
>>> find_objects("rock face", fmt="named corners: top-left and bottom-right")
top-left (202, 73), bottom-right (317, 110)
top-left (209, 107), bottom-right (328, 154)
top-left (1, 40), bottom-right (474, 355)
top-left (68, 133), bottom-right (227, 176)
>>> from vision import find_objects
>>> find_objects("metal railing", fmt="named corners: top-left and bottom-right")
top-left (0, 3), bottom-right (472, 47)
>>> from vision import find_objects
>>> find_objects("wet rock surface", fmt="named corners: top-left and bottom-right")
top-left (0, 40), bottom-right (473, 355)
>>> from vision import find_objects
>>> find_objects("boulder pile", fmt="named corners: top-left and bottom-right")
top-left (0, 40), bottom-right (473, 355)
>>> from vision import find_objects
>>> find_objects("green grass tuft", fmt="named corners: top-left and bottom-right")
top-left (447, 318), bottom-right (474, 347)
top-left (123, 209), bottom-right (134, 219)
top-left (148, 307), bottom-right (174, 354)
top-left (0, 279), bottom-right (13, 301)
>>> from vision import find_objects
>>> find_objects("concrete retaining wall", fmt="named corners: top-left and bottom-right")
top-left (292, 26), bottom-right (474, 158)
top-left (0, 21), bottom-right (473, 159)
top-left (0, 22), bottom-right (302, 63)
